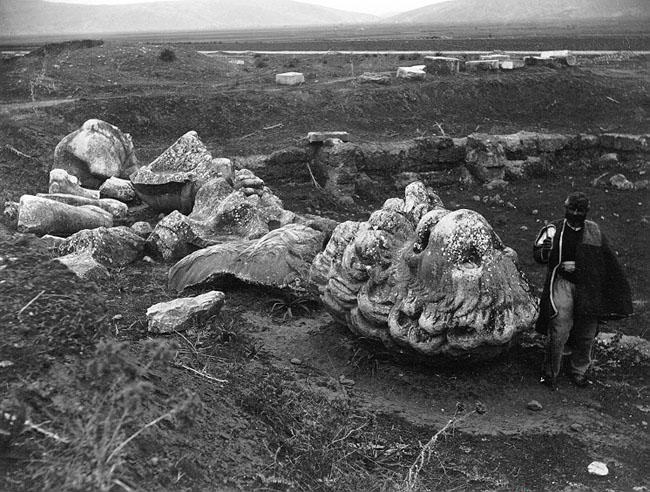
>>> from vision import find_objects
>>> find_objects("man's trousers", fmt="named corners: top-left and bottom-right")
top-left (543, 277), bottom-right (598, 379)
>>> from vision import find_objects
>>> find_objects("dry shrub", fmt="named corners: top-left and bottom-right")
top-left (159, 48), bottom-right (176, 62)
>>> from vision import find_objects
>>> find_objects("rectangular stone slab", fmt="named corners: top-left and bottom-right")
top-left (275, 72), bottom-right (305, 85)
top-left (423, 56), bottom-right (460, 74)
top-left (308, 131), bottom-right (350, 143)
top-left (465, 60), bottom-right (500, 71)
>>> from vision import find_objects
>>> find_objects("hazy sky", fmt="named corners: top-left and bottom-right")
top-left (46, 0), bottom-right (451, 16)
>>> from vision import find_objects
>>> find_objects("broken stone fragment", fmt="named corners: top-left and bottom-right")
top-left (609, 174), bottom-right (635, 190)
top-left (234, 169), bottom-right (265, 191)
top-left (60, 226), bottom-right (145, 267)
top-left (597, 153), bottom-right (619, 167)
top-left (36, 193), bottom-right (127, 218)
top-left (99, 177), bottom-right (136, 202)
top-left (53, 119), bottom-right (139, 188)
top-left (396, 65), bottom-right (426, 79)
top-left (49, 169), bottom-right (100, 200)
top-left (3, 201), bottom-right (19, 225)
top-left (465, 134), bottom-right (507, 182)
top-left (55, 251), bottom-right (110, 281)
top-left (40, 234), bottom-right (67, 250)
top-left (275, 72), bottom-right (304, 86)
top-left (498, 59), bottom-right (526, 70)
top-left (357, 72), bottom-right (391, 84)
top-left (131, 221), bottom-right (153, 239)
top-left (307, 131), bottom-right (350, 143)
top-left (310, 182), bottom-right (538, 361)
top-left (464, 59), bottom-right (499, 71)
top-left (146, 210), bottom-right (200, 262)
top-left (130, 131), bottom-right (225, 213)
top-left (168, 224), bottom-right (326, 296)
top-left (146, 291), bottom-right (225, 334)
top-left (599, 134), bottom-right (648, 153)
top-left (527, 400), bottom-right (543, 411)
top-left (423, 56), bottom-right (460, 74)
top-left (17, 195), bottom-right (113, 236)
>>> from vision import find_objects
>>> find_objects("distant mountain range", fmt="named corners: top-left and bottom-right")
top-left (0, 0), bottom-right (377, 36)
top-left (2, 0), bottom-right (649, 37)
top-left (385, 0), bottom-right (650, 24)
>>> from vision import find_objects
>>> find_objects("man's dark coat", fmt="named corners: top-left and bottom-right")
top-left (533, 219), bottom-right (633, 335)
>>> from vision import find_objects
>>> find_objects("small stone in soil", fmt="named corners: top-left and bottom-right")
top-left (527, 400), bottom-right (543, 411)
top-left (339, 375), bottom-right (355, 386)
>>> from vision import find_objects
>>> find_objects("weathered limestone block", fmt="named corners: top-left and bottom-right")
top-left (169, 224), bottom-right (326, 295)
top-left (313, 140), bottom-right (360, 205)
top-left (503, 160), bottom-right (526, 180)
top-left (609, 174), bottom-right (635, 190)
top-left (41, 234), bottom-right (67, 250)
top-left (17, 195), bottom-right (113, 236)
top-left (465, 60), bottom-right (500, 72)
top-left (499, 59), bottom-right (525, 70)
top-left (423, 56), bottom-right (460, 75)
top-left (3, 201), bottom-right (19, 224)
top-left (208, 192), bottom-right (276, 239)
top-left (536, 133), bottom-right (571, 153)
top-left (146, 211), bottom-right (200, 261)
top-left (465, 134), bottom-right (507, 182)
top-left (479, 54), bottom-right (510, 61)
top-left (357, 72), bottom-right (391, 84)
top-left (53, 119), bottom-right (139, 188)
top-left (60, 226), bottom-right (145, 267)
top-left (275, 72), bottom-right (305, 85)
top-left (396, 65), bottom-right (426, 80)
top-left (55, 251), bottom-right (110, 281)
top-left (130, 131), bottom-right (228, 213)
top-left (308, 132), bottom-right (350, 143)
top-left (99, 177), bottom-right (136, 202)
top-left (49, 169), bottom-right (100, 199)
top-left (310, 182), bottom-right (538, 360)
top-left (131, 221), bottom-right (153, 238)
top-left (599, 134), bottom-right (649, 153)
top-left (36, 193), bottom-right (128, 218)
top-left (539, 50), bottom-right (578, 66)
top-left (147, 291), bottom-right (225, 334)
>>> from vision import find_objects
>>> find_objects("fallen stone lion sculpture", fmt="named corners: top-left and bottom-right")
top-left (310, 182), bottom-right (538, 360)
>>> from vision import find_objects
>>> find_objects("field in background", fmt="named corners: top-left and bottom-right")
top-left (2, 19), bottom-right (649, 51)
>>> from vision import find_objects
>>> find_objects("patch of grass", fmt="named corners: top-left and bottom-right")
top-left (237, 370), bottom-right (397, 490)
top-left (267, 295), bottom-right (315, 321)
top-left (23, 339), bottom-right (202, 491)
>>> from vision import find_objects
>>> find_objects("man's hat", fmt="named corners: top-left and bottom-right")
top-left (564, 192), bottom-right (590, 213)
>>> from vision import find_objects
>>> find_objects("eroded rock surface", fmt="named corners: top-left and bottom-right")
top-left (55, 251), bottom-right (110, 281)
top-left (130, 131), bottom-right (229, 213)
top-left (17, 195), bottom-right (113, 236)
top-left (169, 224), bottom-right (326, 295)
top-left (146, 169), bottom-right (296, 261)
top-left (49, 169), bottom-right (100, 199)
top-left (60, 226), bottom-right (145, 267)
top-left (53, 119), bottom-right (139, 188)
top-left (36, 193), bottom-right (128, 218)
top-left (147, 291), bottom-right (225, 334)
top-left (310, 182), bottom-right (538, 360)
top-left (99, 177), bottom-right (137, 203)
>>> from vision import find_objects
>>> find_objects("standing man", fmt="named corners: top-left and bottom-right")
top-left (533, 192), bottom-right (632, 388)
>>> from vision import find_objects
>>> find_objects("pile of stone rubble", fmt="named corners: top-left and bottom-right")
top-left (3, 119), bottom-right (646, 361)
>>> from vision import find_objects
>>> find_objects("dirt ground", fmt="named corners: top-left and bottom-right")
top-left (0, 38), bottom-right (649, 491)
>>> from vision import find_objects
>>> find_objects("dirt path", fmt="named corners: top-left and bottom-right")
top-left (242, 311), bottom-right (649, 458)
top-left (0, 97), bottom-right (79, 114)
